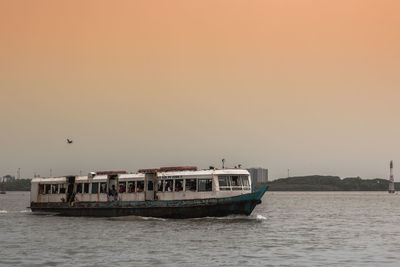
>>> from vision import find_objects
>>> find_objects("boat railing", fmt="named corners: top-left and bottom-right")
top-left (219, 185), bottom-right (251, 191)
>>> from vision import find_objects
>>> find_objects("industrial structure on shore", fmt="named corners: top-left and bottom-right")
top-left (389, 160), bottom-right (395, 194)
top-left (247, 168), bottom-right (268, 184)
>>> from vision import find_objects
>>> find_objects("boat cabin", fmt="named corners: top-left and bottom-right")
top-left (30, 169), bottom-right (252, 203)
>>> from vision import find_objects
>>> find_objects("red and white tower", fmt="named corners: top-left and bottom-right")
top-left (389, 160), bottom-right (395, 193)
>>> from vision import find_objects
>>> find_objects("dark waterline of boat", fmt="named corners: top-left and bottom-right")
top-left (1, 191), bottom-right (400, 266)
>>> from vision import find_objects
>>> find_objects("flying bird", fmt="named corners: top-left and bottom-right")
top-left (67, 139), bottom-right (73, 144)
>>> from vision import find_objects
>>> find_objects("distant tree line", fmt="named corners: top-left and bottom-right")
top-left (258, 175), bottom-right (400, 191)
top-left (2, 177), bottom-right (31, 191)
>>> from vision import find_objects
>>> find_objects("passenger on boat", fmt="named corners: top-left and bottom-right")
top-left (67, 184), bottom-right (74, 202)
top-left (128, 183), bottom-right (134, 193)
top-left (109, 185), bottom-right (118, 201)
top-left (175, 181), bottom-right (183, 191)
top-left (119, 185), bottom-right (125, 193)
top-left (137, 182), bottom-right (144, 192)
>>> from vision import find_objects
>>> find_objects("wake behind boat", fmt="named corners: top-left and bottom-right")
top-left (30, 167), bottom-right (268, 218)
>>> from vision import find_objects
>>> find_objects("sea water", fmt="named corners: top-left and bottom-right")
top-left (1, 191), bottom-right (400, 266)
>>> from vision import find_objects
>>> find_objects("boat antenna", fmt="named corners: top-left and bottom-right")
top-left (222, 158), bottom-right (225, 169)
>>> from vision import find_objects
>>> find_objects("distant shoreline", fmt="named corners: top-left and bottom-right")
top-left (2, 176), bottom-right (398, 192)
top-left (256, 175), bottom-right (398, 191)
top-left (1, 179), bottom-right (31, 191)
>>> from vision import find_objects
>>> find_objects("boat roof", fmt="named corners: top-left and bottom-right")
top-left (157, 169), bottom-right (249, 177)
top-left (31, 169), bottom-right (250, 183)
top-left (119, 173), bottom-right (145, 181)
top-left (158, 170), bottom-right (213, 177)
top-left (214, 169), bottom-right (250, 175)
top-left (31, 177), bottom-right (66, 184)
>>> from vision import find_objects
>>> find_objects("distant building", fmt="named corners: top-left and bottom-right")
top-left (247, 168), bottom-right (268, 184)
top-left (2, 175), bottom-right (15, 182)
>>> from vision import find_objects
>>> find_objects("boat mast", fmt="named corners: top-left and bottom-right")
top-left (389, 160), bottom-right (395, 193)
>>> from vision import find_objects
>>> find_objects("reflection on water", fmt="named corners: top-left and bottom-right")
top-left (1, 191), bottom-right (400, 266)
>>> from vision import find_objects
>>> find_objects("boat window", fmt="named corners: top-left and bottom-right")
top-left (51, 184), bottom-right (58, 194)
top-left (119, 182), bottom-right (126, 193)
top-left (230, 176), bottom-right (242, 190)
top-left (100, 182), bottom-right (107, 193)
top-left (158, 180), bottom-right (163, 192)
top-left (240, 176), bottom-right (250, 188)
top-left (165, 179), bottom-right (173, 192)
top-left (84, 183), bottom-right (90, 193)
top-left (39, 184), bottom-right (45, 194)
top-left (46, 184), bottom-right (51, 194)
top-left (137, 181), bottom-right (144, 192)
top-left (76, 183), bottom-right (82, 194)
top-left (231, 176), bottom-right (240, 186)
top-left (185, 179), bottom-right (197, 191)
top-left (60, 184), bottom-right (66, 193)
top-left (175, 179), bottom-right (183, 192)
top-left (198, 179), bottom-right (212, 192)
top-left (92, 183), bottom-right (99, 194)
top-left (128, 181), bottom-right (135, 193)
top-left (218, 176), bottom-right (231, 191)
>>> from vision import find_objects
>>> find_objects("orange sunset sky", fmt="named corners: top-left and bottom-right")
top-left (1, 0), bottom-right (400, 179)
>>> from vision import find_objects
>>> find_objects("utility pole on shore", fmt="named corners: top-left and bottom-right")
top-left (17, 168), bottom-right (20, 179)
top-left (287, 169), bottom-right (290, 178)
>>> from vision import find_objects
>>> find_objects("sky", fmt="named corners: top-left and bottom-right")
top-left (1, 0), bottom-right (400, 180)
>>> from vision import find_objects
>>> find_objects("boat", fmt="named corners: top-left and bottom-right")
top-left (29, 167), bottom-right (268, 218)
